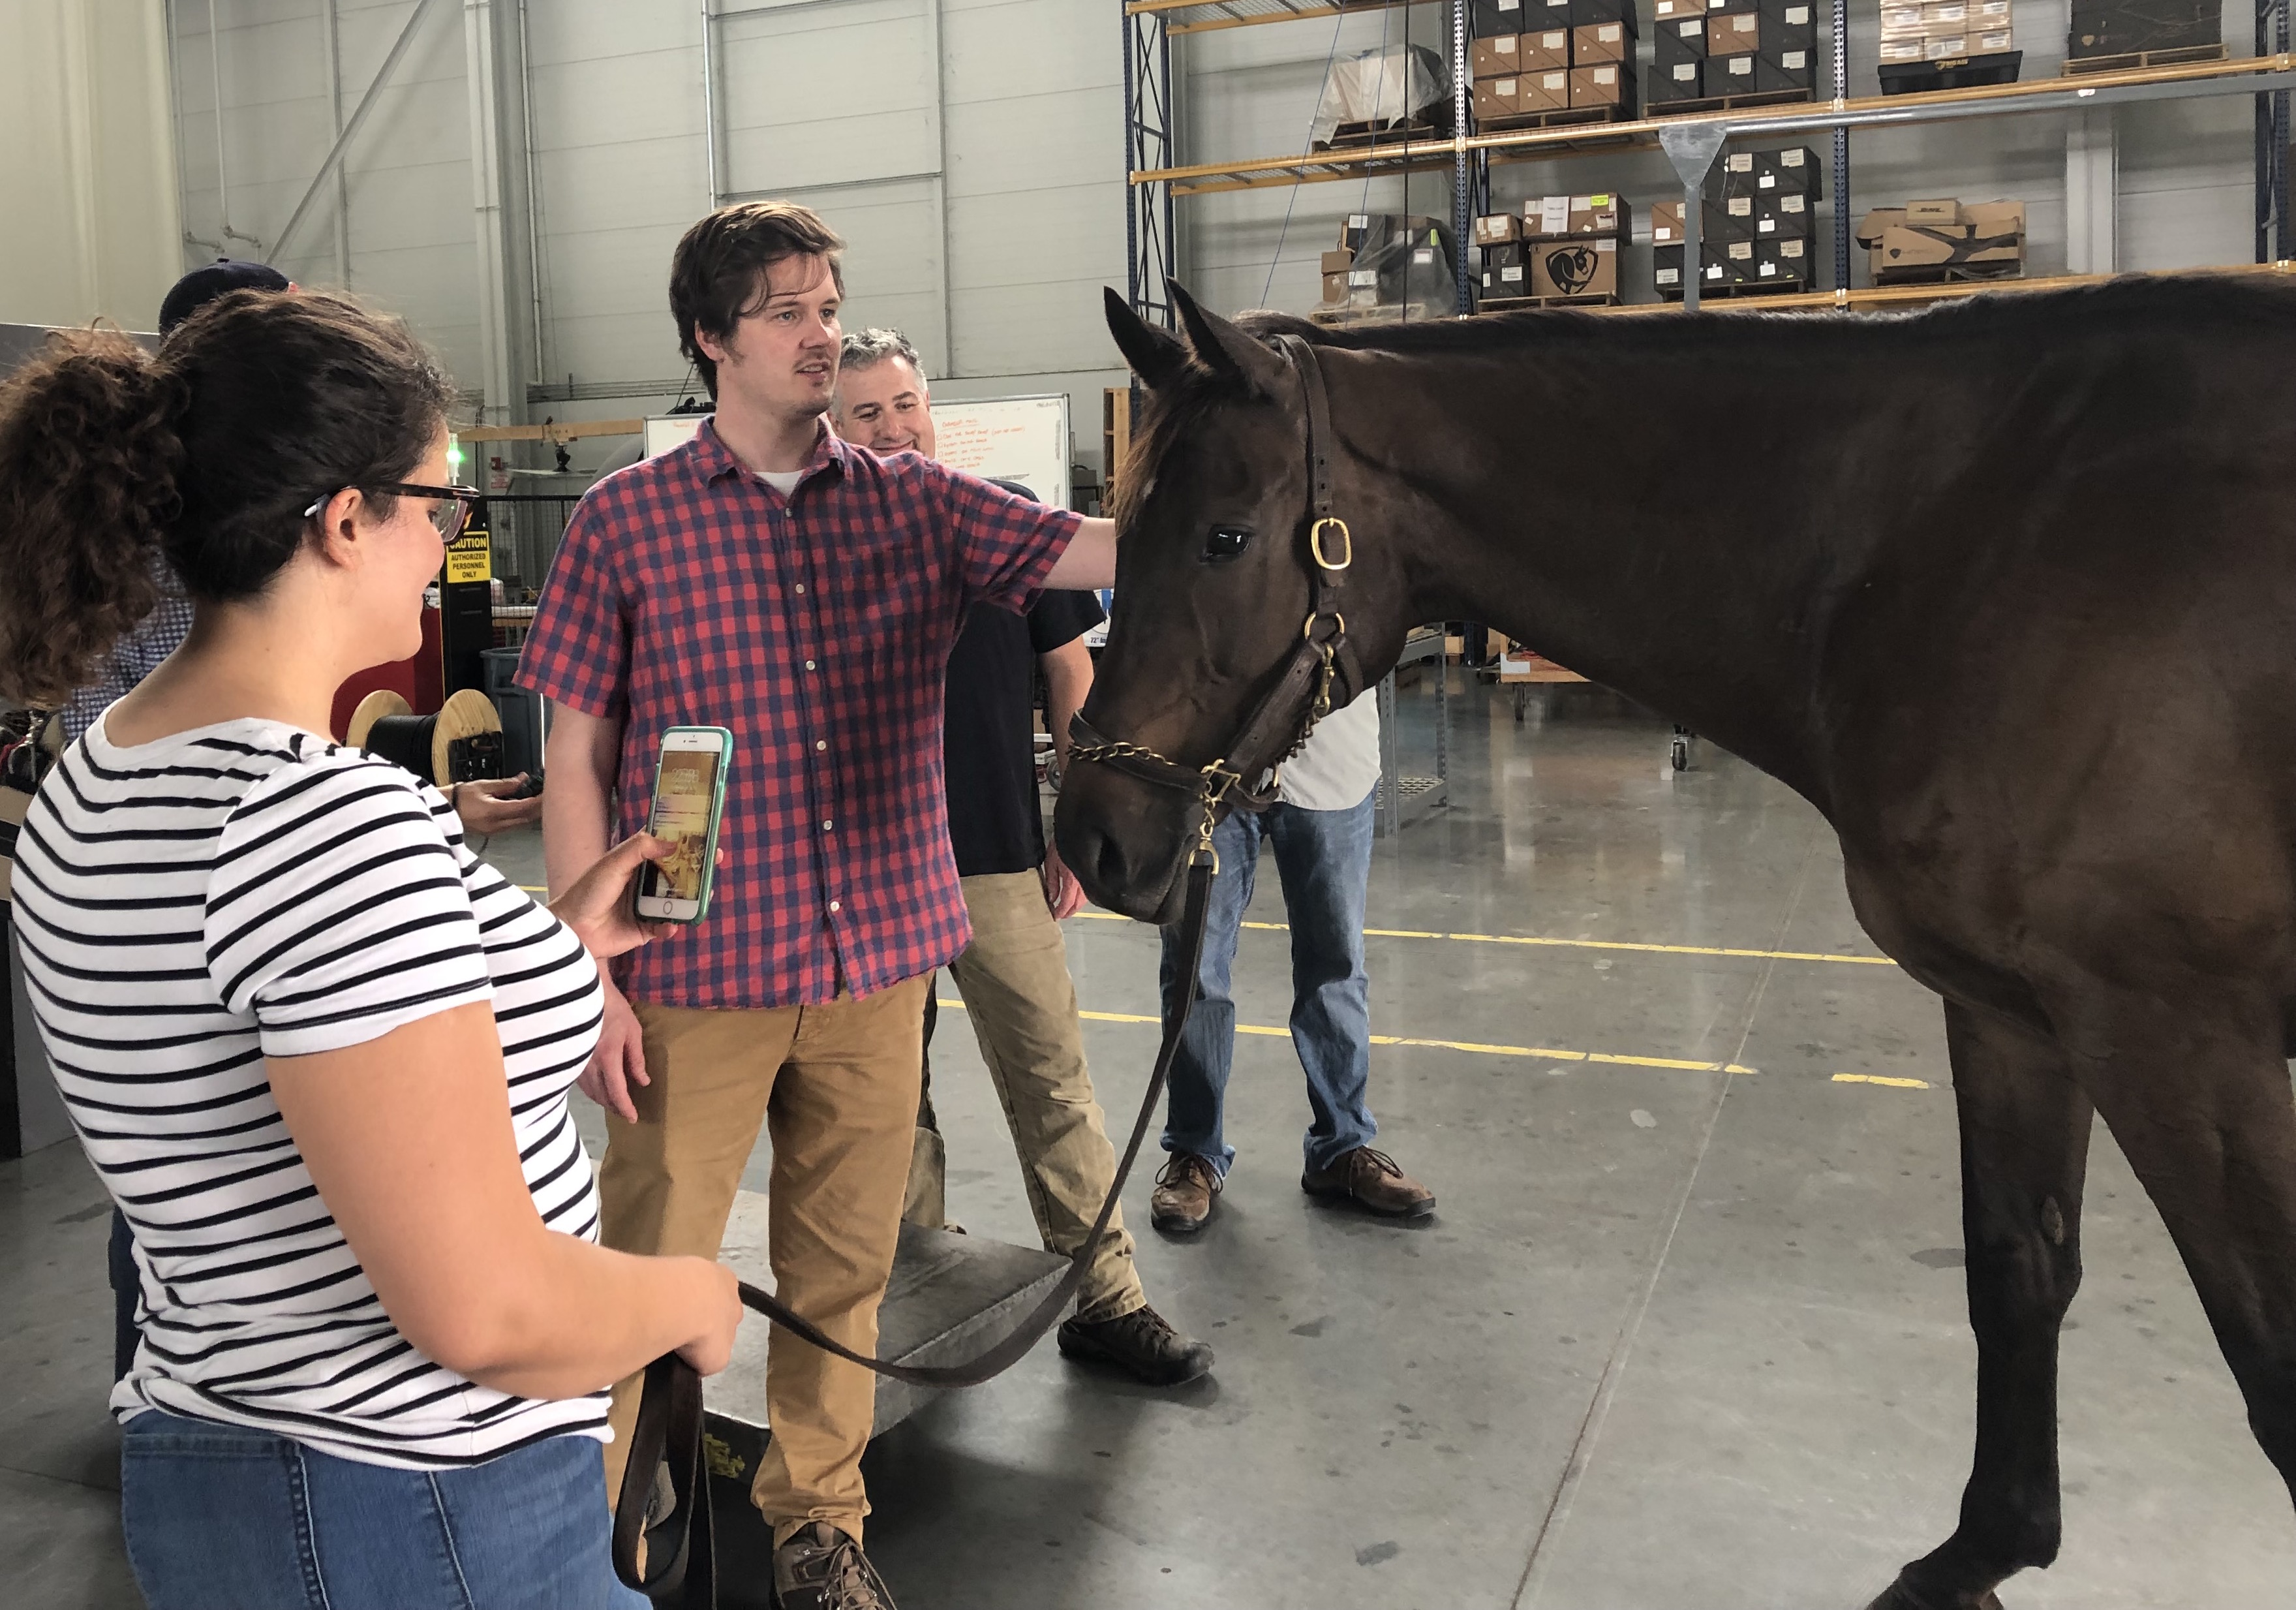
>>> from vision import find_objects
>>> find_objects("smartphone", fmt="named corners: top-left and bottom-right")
top-left (633, 726), bottom-right (733, 923)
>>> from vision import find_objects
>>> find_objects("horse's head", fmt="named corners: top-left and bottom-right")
top-left (1055, 285), bottom-right (1409, 922)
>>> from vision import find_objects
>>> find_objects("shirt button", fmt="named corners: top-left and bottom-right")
top-left (821, 819), bottom-right (833, 831)
top-left (815, 740), bottom-right (827, 752)
top-left (829, 899), bottom-right (842, 913)
top-left (794, 584), bottom-right (806, 595)
top-left (804, 659), bottom-right (816, 670)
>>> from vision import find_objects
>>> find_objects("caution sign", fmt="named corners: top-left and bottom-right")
top-left (446, 524), bottom-right (492, 585)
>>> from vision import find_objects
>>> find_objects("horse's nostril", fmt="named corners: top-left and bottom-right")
top-left (1092, 833), bottom-right (1128, 893)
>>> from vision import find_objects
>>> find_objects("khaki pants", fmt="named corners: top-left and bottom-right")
top-left (907, 871), bottom-right (1144, 1324)
top-left (599, 977), bottom-right (928, 1549)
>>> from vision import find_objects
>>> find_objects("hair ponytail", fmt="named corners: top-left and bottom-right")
top-left (0, 291), bottom-right (452, 709)
top-left (0, 332), bottom-right (187, 705)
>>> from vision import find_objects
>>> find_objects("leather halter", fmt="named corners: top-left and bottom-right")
top-left (1067, 332), bottom-right (1356, 862)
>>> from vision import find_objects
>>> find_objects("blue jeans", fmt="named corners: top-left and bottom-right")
top-left (121, 1410), bottom-right (645, 1610)
top-left (1157, 790), bottom-right (1378, 1177)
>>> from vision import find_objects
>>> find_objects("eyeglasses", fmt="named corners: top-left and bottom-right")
top-left (302, 482), bottom-right (484, 540)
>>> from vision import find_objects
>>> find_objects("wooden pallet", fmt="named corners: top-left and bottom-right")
top-left (1873, 262), bottom-right (2027, 285)
top-left (1314, 114), bottom-right (1450, 150)
top-left (1477, 292), bottom-right (1623, 311)
top-left (1659, 277), bottom-right (1817, 302)
top-left (1309, 300), bottom-right (1452, 326)
top-left (1647, 87), bottom-right (1815, 118)
top-left (1476, 102), bottom-right (1638, 134)
top-left (2062, 40), bottom-right (2226, 74)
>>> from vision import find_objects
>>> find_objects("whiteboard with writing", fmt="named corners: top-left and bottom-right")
top-left (930, 394), bottom-right (1071, 509)
top-left (644, 415), bottom-right (706, 459)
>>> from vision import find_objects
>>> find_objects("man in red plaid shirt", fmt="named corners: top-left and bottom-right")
top-left (521, 201), bottom-right (1114, 1610)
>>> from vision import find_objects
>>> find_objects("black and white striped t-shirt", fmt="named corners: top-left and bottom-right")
top-left (11, 716), bottom-right (609, 1469)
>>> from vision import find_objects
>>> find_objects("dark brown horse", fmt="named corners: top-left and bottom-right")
top-left (1054, 278), bottom-right (2296, 1609)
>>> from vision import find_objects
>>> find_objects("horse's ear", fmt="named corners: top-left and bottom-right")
top-left (1170, 282), bottom-right (1289, 397)
top-left (1104, 287), bottom-right (1188, 390)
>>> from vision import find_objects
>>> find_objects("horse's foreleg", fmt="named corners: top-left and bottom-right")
top-left (1870, 1002), bottom-right (2092, 1610)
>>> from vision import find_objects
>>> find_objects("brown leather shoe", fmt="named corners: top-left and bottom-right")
top-left (1301, 1147), bottom-right (1435, 1218)
top-left (1149, 1153), bottom-right (1221, 1234)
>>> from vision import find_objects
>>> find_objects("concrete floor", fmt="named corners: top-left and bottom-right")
top-left (4, 679), bottom-right (2292, 1607)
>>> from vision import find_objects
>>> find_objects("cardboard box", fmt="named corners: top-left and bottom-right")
top-left (1569, 0), bottom-right (1638, 27)
top-left (2069, 0), bottom-right (2218, 57)
top-left (1568, 61), bottom-right (1634, 110)
top-left (1763, 0), bottom-right (1818, 37)
top-left (1531, 0), bottom-right (1573, 30)
top-left (1523, 194), bottom-right (1574, 237)
top-left (1573, 20), bottom-right (1632, 61)
top-left (1647, 57), bottom-right (1707, 100)
top-left (1522, 69), bottom-right (1573, 110)
top-left (1757, 48), bottom-right (1815, 90)
top-left (1473, 213), bottom-right (1520, 246)
top-left (1530, 235), bottom-right (1619, 298)
top-left (1878, 1), bottom-right (1924, 31)
top-left (1319, 247), bottom-right (1355, 273)
top-left (1711, 10), bottom-right (1762, 51)
top-left (1653, 0), bottom-right (1702, 18)
top-left (1753, 233), bottom-right (1811, 284)
top-left (1922, 0), bottom-right (1969, 22)
top-left (1968, 0), bottom-right (2011, 27)
top-left (1470, 0), bottom-right (1528, 35)
top-left (1649, 199), bottom-right (1726, 244)
top-left (1965, 200), bottom-right (2027, 238)
top-left (1472, 36), bottom-right (1522, 79)
top-left (1708, 51), bottom-right (1758, 90)
top-left (1905, 197), bottom-right (1965, 224)
top-left (1480, 257), bottom-right (1531, 296)
top-left (1878, 37), bottom-right (1928, 59)
top-left (1721, 144), bottom-right (1822, 198)
top-left (1720, 193), bottom-right (1761, 241)
top-left (1973, 24), bottom-right (2014, 48)
top-left (1656, 15), bottom-right (1708, 60)
top-left (1876, 224), bottom-right (2022, 273)
top-left (1482, 240), bottom-right (1529, 273)
top-left (1924, 33), bottom-right (1970, 57)
top-left (1339, 214), bottom-right (1374, 252)
top-left (1568, 193), bottom-right (1628, 235)
top-left (1764, 189), bottom-right (1815, 232)
top-left (1522, 27), bottom-right (1572, 69)
top-left (1473, 78), bottom-right (1522, 121)
top-left (1321, 271), bottom-right (1348, 304)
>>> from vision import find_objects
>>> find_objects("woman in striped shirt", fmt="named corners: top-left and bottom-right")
top-left (0, 292), bottom-right (741, 1609)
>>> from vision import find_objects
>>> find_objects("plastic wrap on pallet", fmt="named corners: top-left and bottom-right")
top-left (1310, 43), bottom-right (1450, 146)
top-left (1351, 220), bottom-right (1462, 317)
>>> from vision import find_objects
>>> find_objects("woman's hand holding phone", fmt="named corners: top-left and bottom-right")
top-left (550, 833), bottom-right (676, 959)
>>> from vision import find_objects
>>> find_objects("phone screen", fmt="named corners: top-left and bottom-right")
top-left (639, 748), bottom-right (722, 905)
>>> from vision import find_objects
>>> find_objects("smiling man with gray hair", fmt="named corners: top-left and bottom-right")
top-left (833, 328), bottom-right (1212, 1387)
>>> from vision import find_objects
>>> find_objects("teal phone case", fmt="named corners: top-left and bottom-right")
top-left (646, 726), bottom-right (733, 922)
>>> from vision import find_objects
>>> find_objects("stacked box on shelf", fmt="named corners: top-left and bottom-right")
top-left (1855, 197), bottom-right (2027, 283)
top-left (1649, 0), bottom-right (1822, 108)
top-left (1480, 193), bottom-right (1627, 302)
top-left (1468, 0), bottom-right (1635, 123)
top-left (1879, 0), bottom-right (2010, 66)
top-left (2066, 0), bottom-right (2217, 64)
top-left (1319, 213), bottom-right (1460, 318)
top-left (1651, 146), bottom-right (1822, 297)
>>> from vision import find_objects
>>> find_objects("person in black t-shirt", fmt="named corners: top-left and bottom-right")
top-left (834, 330), bottom-right (1211, 1387)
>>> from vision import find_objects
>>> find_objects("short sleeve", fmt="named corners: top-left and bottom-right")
top-left (517, 494), bottom-right (630, 718)
top-left (205, 756), bottom-right (493, 1058)
top-left (937, 464), bottom-right (1084, 617)
top-left (1026, 591), bottom-right (1104, 657)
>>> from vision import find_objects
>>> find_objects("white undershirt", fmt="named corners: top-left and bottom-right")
top-left (758, 469), bottom-right (803, 495)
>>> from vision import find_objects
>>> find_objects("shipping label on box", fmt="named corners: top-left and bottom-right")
top-left (1878, 36), bottom-right (1927, 57)
top-left (1482, 261), bottom-right (1529, 293)
top-left (1775, 47), bottom-right (1811, 70)
top-left (1925, 33), bottom-right (1970, 55)
top-left (1573, 20), bottom-right (1632, 60)
top-left (1525, 194), bottom-right (1573, 236)
top-left (1974, 26), bottom-right (2013, 49)
top-left (1653, 59), bottom-right (1705, 96)
top-left (1755, 235), bottom-right (1809, 280)
top-left (1473, 213), bottom-right (1521, 245)
top-left (1920, 0), bottom-right (1968, 22)
top-left (1711, 51), bottom-right (1757, 85)
top-left (1660, 15), bottom-right (1707, 49)
top-left (1471, 35), bottom-right (1522, 78)
top-left (1654, 0), bottom-right (1701, 17)
top-left (1879, 1), bottom-right (1924, 33)
top-left (1531, 235), bottom-right (1618, 298)
top-left (1523, 28), bottom-right (1572, 68)
top-left (1969, 0), bottom-right (2011, 24)
top-left (1777, 1), bottom-right (1814, 22)
top-left (1713, 11), bottom-right (1761, 49)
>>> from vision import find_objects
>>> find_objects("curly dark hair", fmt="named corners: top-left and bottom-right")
top-left (669, 201), bottom-right (846, 401)
top-left (0, 290), bottom-right (453, 707)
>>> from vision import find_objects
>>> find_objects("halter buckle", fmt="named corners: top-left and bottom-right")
top-left (1302, 610), bottom-right (1346, 642)
top-left (1309, 517), bottom-right (1352, 572)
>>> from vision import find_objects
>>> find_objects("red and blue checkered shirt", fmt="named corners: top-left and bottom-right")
top-left (517, 418), bottom-right (1082, 1009)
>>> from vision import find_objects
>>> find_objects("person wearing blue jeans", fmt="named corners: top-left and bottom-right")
top-left (1150, 690), bottom-right (1435, 1231)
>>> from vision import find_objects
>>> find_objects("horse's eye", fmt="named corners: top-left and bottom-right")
top-left (1202, 527), bottom-right (1251, 564)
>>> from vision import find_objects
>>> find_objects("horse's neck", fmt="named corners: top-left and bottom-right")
top-left (1355, 341), bottom-right (1856, 807)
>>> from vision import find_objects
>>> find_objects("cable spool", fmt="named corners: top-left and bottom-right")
top-left (352, 689), bottom-right (504, 787)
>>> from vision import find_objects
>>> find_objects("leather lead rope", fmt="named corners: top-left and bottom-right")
top-left (614, 854), bottom-right (1221, 1602)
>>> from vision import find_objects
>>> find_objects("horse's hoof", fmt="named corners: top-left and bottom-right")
top-left (1863, 1577), bottom-right (2005, 1610)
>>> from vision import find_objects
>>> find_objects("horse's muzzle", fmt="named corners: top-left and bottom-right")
top-left (1052, 776), bottom-right (1195, 925)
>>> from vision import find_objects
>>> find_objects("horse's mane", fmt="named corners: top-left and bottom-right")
top-left (1114, 273), bottom-right (2295, 528)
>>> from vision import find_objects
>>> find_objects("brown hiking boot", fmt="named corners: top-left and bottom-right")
top-left (1302, 1147), bottom-right (1436, 1218)
top-left (1058, 1303), bottom-right (1216, 1386)
top-left (1149, 1153), bottom-right (1221, 1234)
top-left (773, 1522), bottom-right (896, 1610)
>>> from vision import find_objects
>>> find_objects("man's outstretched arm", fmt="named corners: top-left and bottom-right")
top-left (1045, 518), bottom-right (1116, 591)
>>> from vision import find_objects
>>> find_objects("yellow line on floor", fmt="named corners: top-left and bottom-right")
top-left (1072, 909), bottom-right (1895, 968)
top-left (1832, 1072), bottom-right (1932, 1090)
top-left (936, 999), bottom-right (1756, 1076)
